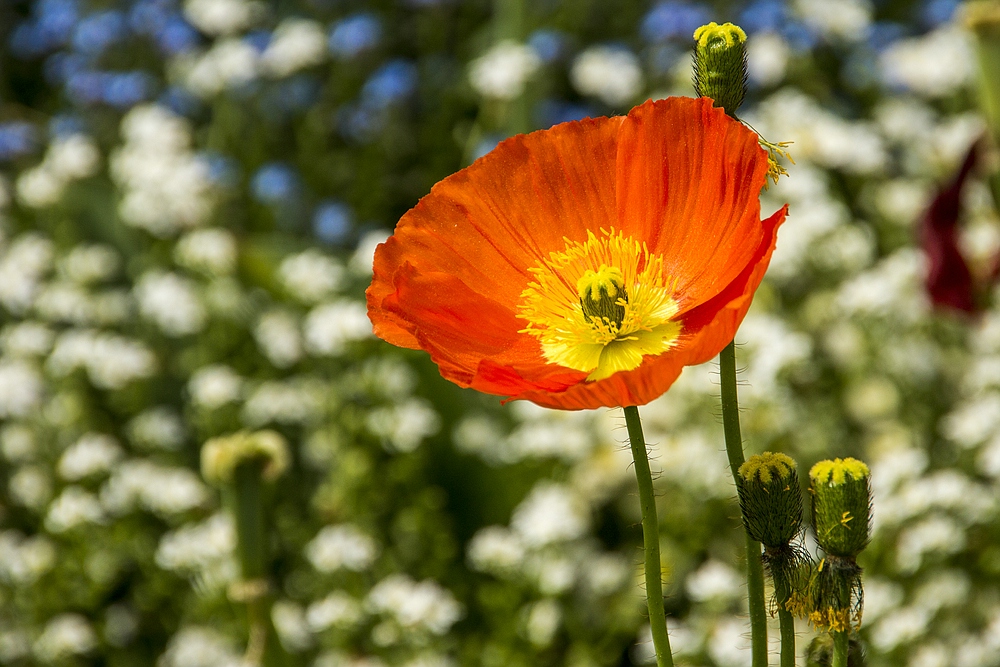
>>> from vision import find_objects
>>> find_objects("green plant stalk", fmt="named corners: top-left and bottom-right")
top-left (624, 405), bottom-right (675, 667)
top-left (832, 630), bottom-right (849, 667)
top-left (232, 460), bottom-right (282, 667)
top-left (774, 576), bottom-right (796, 667)
top-left (720, 341), bottom-right (769, 667)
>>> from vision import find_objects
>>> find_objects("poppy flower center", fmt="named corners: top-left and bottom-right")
top-left (518, 229), bottom-right (683, 381)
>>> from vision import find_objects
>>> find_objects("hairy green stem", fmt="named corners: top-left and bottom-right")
top-left (720, 341), bottom-right (768, 667)
top-left (624, 405), bottom-right (674, 667)
top-left (832, 631), bottom-right (849, 667)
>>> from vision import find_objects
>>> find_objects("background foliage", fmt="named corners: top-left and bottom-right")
top-left (0, 0), bottom-right (997, 665)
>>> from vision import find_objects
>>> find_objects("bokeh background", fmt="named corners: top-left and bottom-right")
top-left (0, 0), bottom-right (997, 665)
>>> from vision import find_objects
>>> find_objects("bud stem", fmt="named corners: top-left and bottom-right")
top-left (720, 341), bottom-right (769, 667)
top-left (775, 575), bottom-right (796, 667)
top-left (832, 630), bottom-right (849, 667)
top-left (623, 405), bottom-right (675, 667)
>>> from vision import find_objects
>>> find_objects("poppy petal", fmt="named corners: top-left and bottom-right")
top-left (616, 97), bottom-right (770, 313)
top-left (368, 115), bottom-right (623, 353)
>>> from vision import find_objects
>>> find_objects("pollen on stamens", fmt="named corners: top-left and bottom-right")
top-left (517, 229), bottom-right (683, 381)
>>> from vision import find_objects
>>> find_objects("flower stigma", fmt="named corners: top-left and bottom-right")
top-left (518, 230), bottom-right (682, 381)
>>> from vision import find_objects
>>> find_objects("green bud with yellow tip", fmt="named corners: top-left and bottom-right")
top-left (692, 22), bottom-right (748, 117)
top-left (809, 458), bottom-right (872, 558)
top-left (201, 429), bottom-right (290, 486)
top-left (737, 452), bottom-right (803, 548)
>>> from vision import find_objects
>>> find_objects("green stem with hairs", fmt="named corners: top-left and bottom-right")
top-left (720, 341), bottom-right (769, 667)
top-left (624, 405), bottom-right (674, 667)
top-left (832, 630), bottom-right (849, 667)
top-left (775, 575), bottom-right (796, 667)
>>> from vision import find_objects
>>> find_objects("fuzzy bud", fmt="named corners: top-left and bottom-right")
top-left (737, 452), bottom-right (803, 548)
top-left (809, 458), bottom-right (871, 558)
top-left (201, 429), bottom-right (290, 485)
top-left (692, 22), bottom-right (748, 117)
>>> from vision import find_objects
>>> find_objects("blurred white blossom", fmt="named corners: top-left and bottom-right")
top-left (468, 41), bottom-right (541, 100)
top-left (570, 46), bottom-right (643, 106)
top-left (306, 524), bottom-right (379, 573)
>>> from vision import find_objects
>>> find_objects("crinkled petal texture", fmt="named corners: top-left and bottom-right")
top-left (368, 96), bottom-right (786, 410)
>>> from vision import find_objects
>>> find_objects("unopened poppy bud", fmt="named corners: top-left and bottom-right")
top-left (809, 458), bottom-right (872, 558)
top-left (737, 452), bottom-right (803, 548)
top-left (692, 22), bottom-right (748, 117)
top-left (201, 429), bottom-right (290, 485)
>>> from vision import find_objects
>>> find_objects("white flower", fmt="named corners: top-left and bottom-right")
top-left (941, 393), bottom-right (1000, 448)
top-left (47, 329), bottom-right (157, 389)
top-left (0, 531), bottom-right (56, 584)
top-left (183, 39), bottom-right (259, 97)
top-left (61, 244), bottom-right (119, 283)
top-left (34, 281), bottom-right (96, 324)
top-left (366, 574), bottom-right (463, 635)
top-left (33, 615), bottom-right (96, 662)
top-left (467, 526), bottom-right (525, 573)
top-left (260, 18), bottom-right (328, 77)
top-left (366, 399), bottom-right (440, 452)
top-left (570, 46), bottom-right (643, 106)
top-left (686, 560), bottom-right (742, 602)
top-left (0, 234), bottom-right (53, 313)
top-left (127, 407), bottom-right (186, 450)
top-left (794, 0), bottom-right (872, 41)
top-left (45, 486), bottom-right (106, 532)
top-left (8, 467), bottom-right (52, 510)
top-left (1, 321), bottom-right (54, 357)
top-left (158, 626), bottom-right (243, 667)
top-left (183, 0), bottom-right (262, 35)
top-left (58, 433), bottom-right (123, 480)
top-left (102, 460), bottom-right (209, 517)
top-left (307, 592), bottom-right (364, 632)
top-left (746, 32), bottom-right (789, 86)
top-left (306, 525), bottom-right (379, 573)
top-left (836, 248), bottom-right (927, 321)
top-left (0, 359), bottom-right (43, 418)
top-left (896, 515), bottom-right (966, 574)
top-left (871, 606), bottom-right (931, 652)
top-left (241, 379), bottom-right (324, 425)
top-left (304, 300), bottom-right (373, 356)
top-left (584, 553), bottom-right (630, 596)
top-left (156, 513), bottom-right (236, 573)
top-left (468, 41), bottom-right (541, 100)
top-left (189, 364), bottom-right (244, 408)
top-left (46, 134), bottom-right (101, 180)
top-left (279, 250), bottom-right (344, 303)
top-left (1, 424), bottom-right (36, 462)
top-left (135, 272), bottom-right (206, 336)
top-left (510, 483), bottom-right (588, 547)
top-left (271, 600), bottom-right (313, 652)
top-left (16, 166), bottom-right (63, 208)
top-left (881, 27), bottom-right (973, 98)
top-left (254, 310), bottom-right (302, 368)
top-left (453, 414), bottom-right (509, 463)
top-left (175, 228), bottom-right (237, 275)
top-left (707, 616), bottom-right (752, 667)
top-left (525, 599), bottom-right (561, 647)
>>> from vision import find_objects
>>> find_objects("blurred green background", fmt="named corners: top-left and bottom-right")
top-left (1, 0), bottom-right (999, 665)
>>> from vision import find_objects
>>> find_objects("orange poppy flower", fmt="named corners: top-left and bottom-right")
top-left (367, 96), bottom-right (787, 410)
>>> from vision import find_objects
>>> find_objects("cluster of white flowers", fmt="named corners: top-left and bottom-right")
top-left (366, 574), bottom-right (463, 636)
top-left (468, 41), bottom-right (541, 100)
top-left (136, 271), bottom-right (207, 336)
top-left (16, 134), bottom-right (101, 208)
top-left (260, 18), bottom-right (328, 77)
top-left (306, 524), bottom-right (380, 573)
top-left (570, 46), bottom-right (644, 106)
top-left (47, 329), bottom-right (157, 389)
top-left (881, 26), bottom-right (973, 98)
top-left (111, 105), bottom-right (216, 236)
top-left (366, 398), bottom-right (440, 452)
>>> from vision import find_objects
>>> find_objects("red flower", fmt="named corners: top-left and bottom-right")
top-left (367, 96), bottom-right (786, 409)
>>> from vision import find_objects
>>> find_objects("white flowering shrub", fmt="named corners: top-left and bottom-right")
top-left (0, 0), bottom-right (997, 666)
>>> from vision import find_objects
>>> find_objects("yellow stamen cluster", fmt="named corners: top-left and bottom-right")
top-left (739, 451), bottom-right (797, 484)
top-left (518, 229), bottom-right (682, 381)
top-left (759, 137), bottom-right (794, 187)
top-left (693, 22), bottom-right (747, 48)
top-left (810, 458), bottom-right (870, 486)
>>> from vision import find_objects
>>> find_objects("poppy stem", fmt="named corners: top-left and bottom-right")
top-left (832, 630), bottom-right (849, 667)
top-left (719, 341), bottom-right (769, 667)
top-left (623, 405), bottom-right (675, 667)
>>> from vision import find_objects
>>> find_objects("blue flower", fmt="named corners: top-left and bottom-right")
top-left (49, 114), bottom-right (86, 137)
top-left (103, 71), bottom-right (152, 108)
top-left (329, 14), bottom-right (381, 59)
top-left (72, 10), bottom-right (128, 56)
top-left (36, 0), bottom-right (79, 47)
top-left (641, 1), bottom-right (710, 42)
top-left (156, 16), bottom-right (199, 55)
top-left (252, 163), bottom-right (299, 203)
top-left (528, 30), bottom-right (565, 63)
top-left (198, 151), bottom-right (240, 188)
top-left (361, 59), bottom-right (417, 110)
top-left (738, 0), bottom-right (787, 34)
top-left (313, 201), bottom-right (354, 244)
top-left (44, 52), bottom-right (87, 84)
top-left (921, 0), bottom-right (960, 28)
top-left (0, 122), bottom-right (37, 161)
